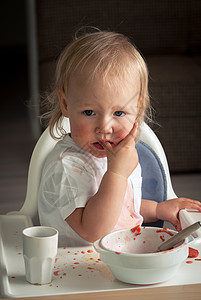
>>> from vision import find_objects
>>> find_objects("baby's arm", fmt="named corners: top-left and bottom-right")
top-left (66, 122), bottom-right (139, 242)
top-left (141, 198), bottom-right (201, 231)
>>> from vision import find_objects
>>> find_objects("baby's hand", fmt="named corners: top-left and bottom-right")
top-left (101, 122), bottom-right (139, 178)
top-left (156, 197), bottom-right (201, 231)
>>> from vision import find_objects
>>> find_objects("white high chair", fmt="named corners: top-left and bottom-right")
top-left (7, 120), bottom-right (176, 226)
top-left (1, 122), bottom-right (201, 299)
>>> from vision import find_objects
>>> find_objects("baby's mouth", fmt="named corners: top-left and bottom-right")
top-left (93, 141), bottom-right (114, 150)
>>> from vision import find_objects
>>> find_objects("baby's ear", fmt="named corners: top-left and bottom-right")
top-left (57, 90), bottom-right (69, 117)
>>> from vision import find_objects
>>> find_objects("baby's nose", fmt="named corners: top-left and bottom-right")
top-left (95, 117), bottom-right (113, 135)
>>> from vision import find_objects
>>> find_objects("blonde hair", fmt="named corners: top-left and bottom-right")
top-left (41, 28), bottom-right (151, 139)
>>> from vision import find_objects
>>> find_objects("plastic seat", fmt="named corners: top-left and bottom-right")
top-left (8, 120), bottom-right (177, 227)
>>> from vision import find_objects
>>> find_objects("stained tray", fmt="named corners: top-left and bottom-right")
top-left (0, 212), bottom-right (201, 298)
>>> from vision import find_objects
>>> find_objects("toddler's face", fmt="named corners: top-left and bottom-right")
top-left (59, 69), bottom-right (141, 158)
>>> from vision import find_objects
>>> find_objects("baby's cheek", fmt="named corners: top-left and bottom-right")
top-left (117, 118), bottom-right (135, 136)
top-left (118, 126), bottom-right (132, 139)
top-left (72, 123), bottom-right (90, 136)
top-left (71, 125), bottom-right (92, 145)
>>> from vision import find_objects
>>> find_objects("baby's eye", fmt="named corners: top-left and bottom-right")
top-left (114, 111), bottom-right (126, 117)
top-left (83, 110), bottom-right (95, 116)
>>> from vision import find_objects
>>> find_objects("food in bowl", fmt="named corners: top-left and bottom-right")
top-left (94, 226), bottom-right (188, 284)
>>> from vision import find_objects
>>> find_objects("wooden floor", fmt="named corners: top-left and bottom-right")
top-left (0, 52), bottom-right (200, 216)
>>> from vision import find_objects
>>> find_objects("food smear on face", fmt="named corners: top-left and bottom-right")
top-left (188, 247), bottom-right (199, 258)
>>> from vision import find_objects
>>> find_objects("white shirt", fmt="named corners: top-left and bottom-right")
top-left (38, 135), bottom-right (143, 246)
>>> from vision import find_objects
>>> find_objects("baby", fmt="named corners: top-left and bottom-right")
top-left (38, 28), bottom-right (201, 246)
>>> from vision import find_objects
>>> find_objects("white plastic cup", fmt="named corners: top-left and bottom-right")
top-left (22, 226), bottom-right (58, 284)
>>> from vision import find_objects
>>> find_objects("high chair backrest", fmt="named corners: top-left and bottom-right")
top-left (11, 120), bottom-right (176, 225)
top-left (17, 118), bottom-right (70, 224)
top-left (139, 122), bottom-right (176, 200)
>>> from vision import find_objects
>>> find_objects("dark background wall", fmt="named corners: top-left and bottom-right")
top-left (0, 0), bottom-right (200, 217)
top-left (0, 0), bottom-right (29, 119)
top-left (0, 0), bottom-right (35, 215)
top-left (1, 0), bottom-right (201, 173)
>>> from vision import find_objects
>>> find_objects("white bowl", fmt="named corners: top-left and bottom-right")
top-left (94, 226), bottom-right (188, 285)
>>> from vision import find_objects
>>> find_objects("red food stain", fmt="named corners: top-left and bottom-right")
top-left (74, 262), bottom-right (79, 264)
top-left (115, 252), bottom-right (121, 255)
top-left (55, 258), bottom-right (58, 263)
top-left (186, 261), bottom-right (194, 264)
top-left (156, 229), bottom-right (174, 236)
top-left (131, 225), bottom-right (142, 237)
top-left (74, 253), bottom-right (78, 255)
top-left (195, 259), bottom-right (201, 261)
top-left (87, 249), bottom-right (94, 253)
top-left (81, 251), bottom-right (85, 254)
top-left (188, 247), bottom-right (199, 258)
top-left (18, 253), bottom-right (22, 255)
top-left (88, 267), bottom-right (94, 270)
top-left (11, 276), bottom-right (16, 279)
top-left (160, 235), bottom-right (165, 242)
top-left (78, 274), bottom-right (82, 276)
top-left (54, 271), bottom-right (59, 276)
top-left (131, 225), bottom-right (141, 234)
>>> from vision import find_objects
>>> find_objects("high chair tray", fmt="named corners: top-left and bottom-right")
top-left (0, 213), bottom-right (201, 298)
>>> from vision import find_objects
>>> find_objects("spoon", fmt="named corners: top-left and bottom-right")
top-left (157, 221), bottom-right (201, 252)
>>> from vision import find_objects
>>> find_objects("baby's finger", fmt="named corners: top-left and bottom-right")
top-left (174, 220), bottom-right (182, 232)
top-left (129, 122), bottom-right (139, 138)
top-left (117, 122), bottom-right (138, 148)
top-left (123, 122), bottom-right (138, 144)
top-left (181, 199), bottom-right (201, 212)
top-left (99, 141), bottom-right (113, 154)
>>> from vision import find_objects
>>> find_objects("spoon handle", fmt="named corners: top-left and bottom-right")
top-left (158, 221), bottom-right (201, 252)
